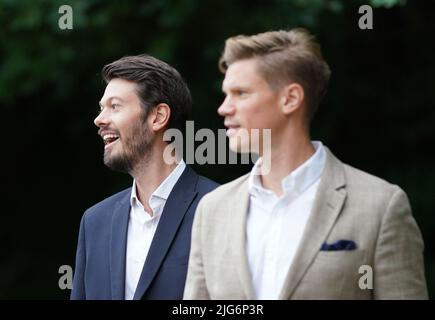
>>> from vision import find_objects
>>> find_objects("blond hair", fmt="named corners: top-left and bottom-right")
top-left (219, 28), bottom-right (331, 121)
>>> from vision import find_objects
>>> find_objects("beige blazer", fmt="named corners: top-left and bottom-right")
top-left (183, 148), bottom-right (428, 299)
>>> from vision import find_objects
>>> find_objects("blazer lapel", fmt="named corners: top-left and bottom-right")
top-left (133, 166), bottom-right (198, 299)
top-left (230, 176), bottom-right (256, 299)
top-left (279, 148), bottom-right (347, 299)
top-left (109, 190), bottom-right (131, 300)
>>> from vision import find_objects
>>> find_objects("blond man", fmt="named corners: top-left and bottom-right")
top-left (183, 29), bottom-right (427, 299)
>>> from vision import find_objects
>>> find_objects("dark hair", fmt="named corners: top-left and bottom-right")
top-left (102, 54), bottom-right (192, 132)
top-left (219, 28), bottom-right (331, 123)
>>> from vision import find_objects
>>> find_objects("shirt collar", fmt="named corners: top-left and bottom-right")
top-left (248, 141), bottom-right (326, 197)
top-left (130, 159), bottom-right (186, 207)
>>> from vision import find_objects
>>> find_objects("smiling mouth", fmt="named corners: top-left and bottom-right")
top-left (103, 134), bottom-right (120, 149)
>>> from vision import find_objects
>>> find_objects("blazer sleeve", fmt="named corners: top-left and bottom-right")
top-left (70, 212), bottom-right (87, 300)
top-left (183, 198), bottom-right (211, 299)
top-left (373, 186), bottom-right (428, 299)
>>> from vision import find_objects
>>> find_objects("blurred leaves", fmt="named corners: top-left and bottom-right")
top-left (369, 0), bottom-right (407, 8)
top-left (1, 0), bottom-right (409, 105)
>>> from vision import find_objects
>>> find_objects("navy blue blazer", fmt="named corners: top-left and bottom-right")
top-left (71, 166), bottom-right (218, 300)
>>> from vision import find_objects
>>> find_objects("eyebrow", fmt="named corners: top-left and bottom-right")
top-left (222, 85), bottom-right (249, 93)
top-left (99, 96), bottom-right (125, 107)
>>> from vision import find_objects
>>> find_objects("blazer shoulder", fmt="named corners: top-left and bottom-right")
top-left (343, 163), bottom-right (402, 194)
top-left (325, 147), bottom-right (403, 196)
top-left (341, 164), bottom-right (409, 215)
top-left (198, 173), bottom-right (250, 206)
top-left (83, 187), bottom-right (131, 221)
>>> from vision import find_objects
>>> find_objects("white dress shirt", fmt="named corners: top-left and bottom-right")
top-left (124, 160), bottom-right (186, 300)
top-left (246, 141), bottom-right (326, 299)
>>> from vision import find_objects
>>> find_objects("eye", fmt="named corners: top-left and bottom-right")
top-left (111, 104), bottom-right (121, 110)
top-left (234, 90), bottom-right (246, 97)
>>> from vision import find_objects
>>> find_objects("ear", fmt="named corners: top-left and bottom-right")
top-left (149, 103), bottom-right (171, 132)
top-left (280, 83), bottom-right (304, 115)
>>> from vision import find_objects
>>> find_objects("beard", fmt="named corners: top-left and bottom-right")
top-left (103, 118), bottom-right (153, 174)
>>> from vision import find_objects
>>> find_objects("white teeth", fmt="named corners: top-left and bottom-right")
top-left (103, 134), bottom-right (119, 142)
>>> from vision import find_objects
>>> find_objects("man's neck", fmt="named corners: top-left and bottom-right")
top-left (259, 133), bottom-right (315, 197)
top-left (131, 150), bottom-right (178, 216)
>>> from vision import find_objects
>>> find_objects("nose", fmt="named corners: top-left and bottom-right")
top-left (94, 108), bottom-right (109, 128)
top-left (217, 96), bottom-right (235, 117)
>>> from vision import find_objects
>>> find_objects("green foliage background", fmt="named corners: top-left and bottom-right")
top-left (1, 0), bottom-right (434, 298)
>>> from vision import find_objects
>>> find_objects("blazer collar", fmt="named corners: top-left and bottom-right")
top-left (133, 165), bottom-right (199, 299)
top-left (231, 182), bottom-right (256, 299)
top-left (279, 147), bottom-right (347, 299)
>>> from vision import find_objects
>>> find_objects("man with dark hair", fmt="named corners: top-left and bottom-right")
top-left (183, 29), bottom-right (427, 299)
top-left (71, 54), bottom-right (218, 300)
